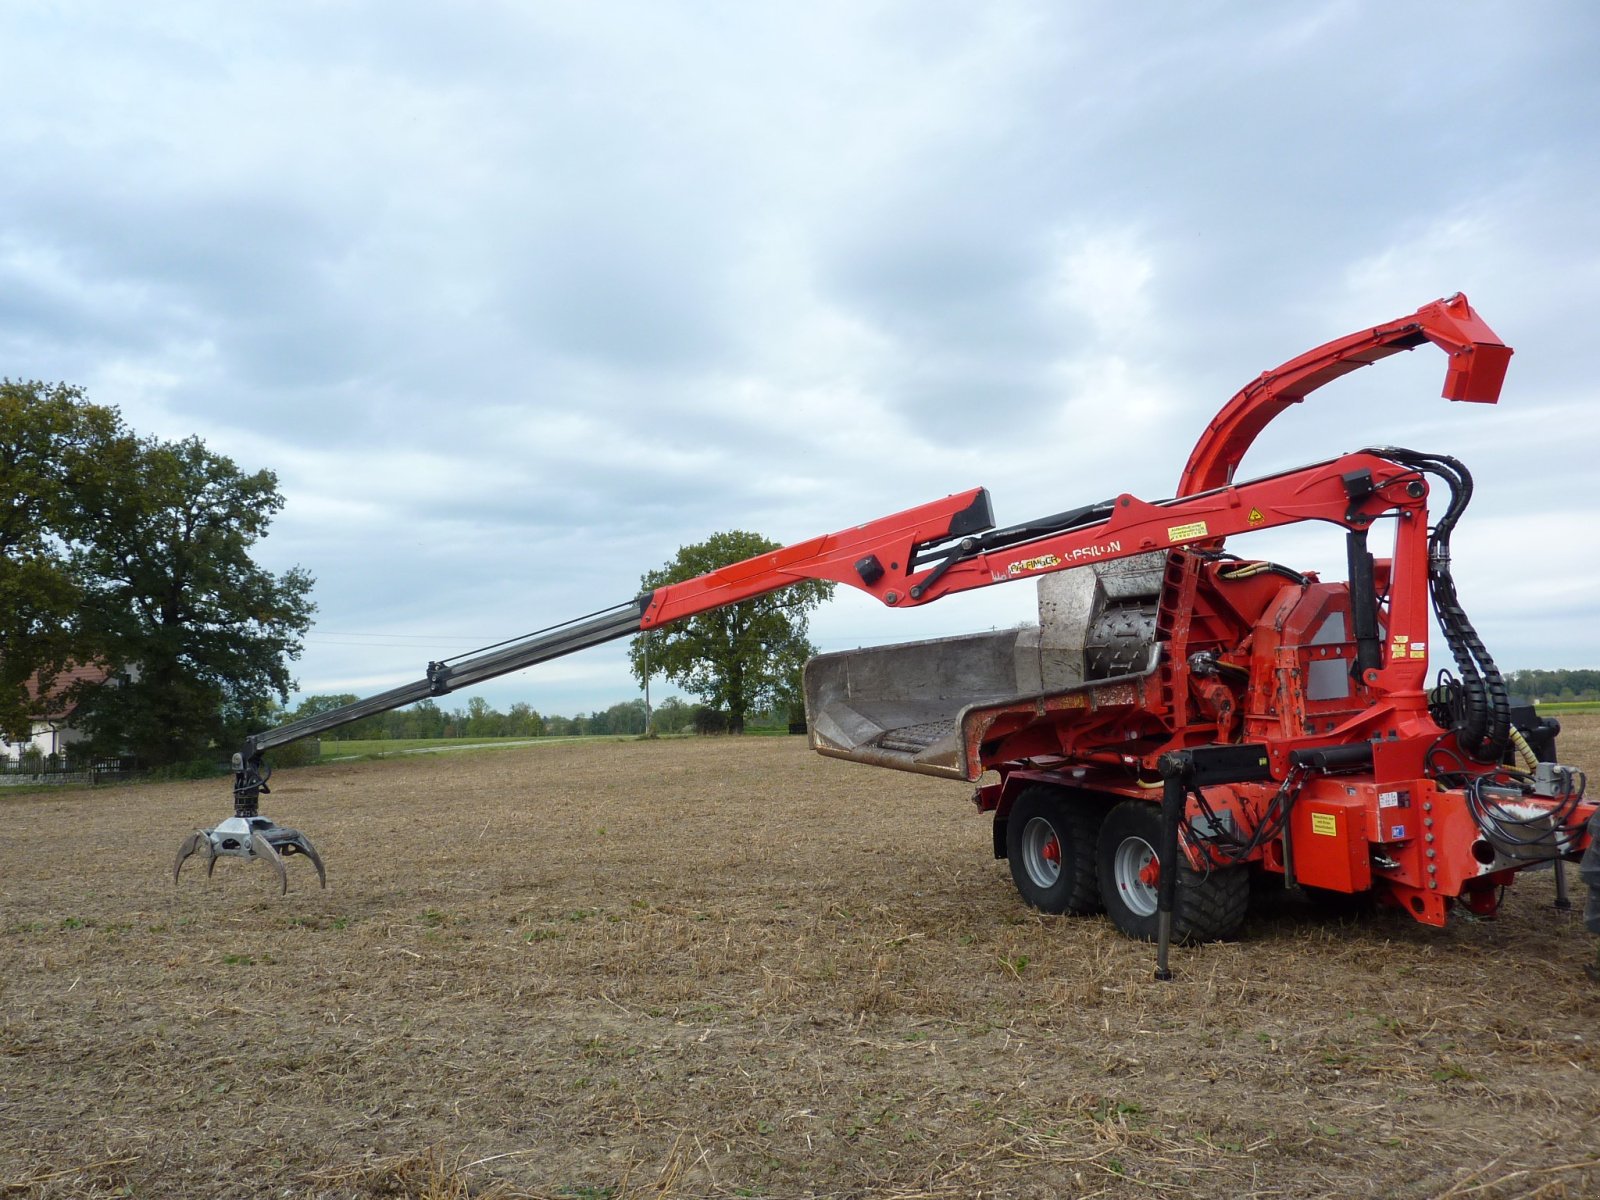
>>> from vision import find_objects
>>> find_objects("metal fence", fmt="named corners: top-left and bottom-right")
top-left (0, 755), bottom-right (140, 786)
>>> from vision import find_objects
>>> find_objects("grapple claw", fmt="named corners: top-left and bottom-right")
top-left (173, 831), bottom-right (207, 883)
top-left (267, 829), bottom-right (328, 889)
top-left (251, 829), bottom-right (289, 895)
top-left (305, 838), bottom-right (326, 889)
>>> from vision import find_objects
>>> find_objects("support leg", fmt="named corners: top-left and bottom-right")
top-left (1154, 753), bottom-right (1190, 982)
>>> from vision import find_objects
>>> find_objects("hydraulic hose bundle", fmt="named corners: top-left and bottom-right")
top-left (1379, 450), bottom-right (1589, 859)
top-left (1371, 448), bottom-right (1511, 765)
top-left (1180, 765), bottom-right (1310, 868)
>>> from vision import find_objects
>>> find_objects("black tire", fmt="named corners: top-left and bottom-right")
top-left (1005, 786), bottom-right (1103, 915)
top-left (1096, 800), bottom-right (1248, 943)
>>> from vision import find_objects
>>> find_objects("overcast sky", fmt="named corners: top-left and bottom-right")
top-left (3, 1), bottom-right (1597, 720)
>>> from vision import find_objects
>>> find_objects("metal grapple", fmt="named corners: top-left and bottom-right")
top-left (173, 756), bottom-right (325, 893)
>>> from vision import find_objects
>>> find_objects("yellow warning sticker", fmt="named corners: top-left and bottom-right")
top-left (1247, 508), bottom-right (1264, 524)
top-left (1167, 520), bottom-right (1209, 543)
top-left (1310, 813), bottom-right (1338, 837)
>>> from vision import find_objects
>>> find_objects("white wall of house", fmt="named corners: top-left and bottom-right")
top-left (1, 721), bottom-right (88, 763)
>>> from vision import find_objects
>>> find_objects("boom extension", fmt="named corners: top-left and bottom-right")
top-left (243, 599), bottom-right (654, 757)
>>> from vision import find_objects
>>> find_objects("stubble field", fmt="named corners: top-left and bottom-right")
top-left (3, 718), bottom-right (1600, 1199)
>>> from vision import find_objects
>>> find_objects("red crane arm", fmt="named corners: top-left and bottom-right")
top-left (644, 450), bottom-right (1425, 626)
top-left (261, 447), bottom-right (1430, 754)
top-left (640, 487), bottom-right (994, 627)
top-left (1176, 293), bottom-right (1511, 496)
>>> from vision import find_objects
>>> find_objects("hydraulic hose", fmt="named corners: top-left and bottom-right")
top-left (1368, 448), bottom-right (1511, 764)
top-left (1509, 727), bottom-right (1540, 773)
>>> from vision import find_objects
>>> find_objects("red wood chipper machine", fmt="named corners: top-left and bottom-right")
top-left (178, 294), bottom-right (1592, 977)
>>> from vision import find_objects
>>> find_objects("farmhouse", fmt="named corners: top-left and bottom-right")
top-left (0, 664), bottom-right (110, 764)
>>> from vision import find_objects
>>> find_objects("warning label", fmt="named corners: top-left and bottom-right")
top-left (1167, 520), bottom-right (1209, 543)
top-left (1310, 813), bottom-right (1338, 837)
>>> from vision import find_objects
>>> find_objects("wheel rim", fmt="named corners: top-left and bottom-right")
top-left (1020, 817), bottom-right (1062, 888)
top-left (1113, 835), bottom-right (1160, 917)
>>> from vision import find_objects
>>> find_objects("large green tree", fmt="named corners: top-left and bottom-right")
top-left (628, 530), bottom-right (833, 734)
top-left (65, 432), bottom-right (315, 766)
top-left (0, 382), bottom-right (122, 740)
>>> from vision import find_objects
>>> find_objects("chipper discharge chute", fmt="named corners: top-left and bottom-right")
top-left (805, 550), bottom-right (1165, 780)
top-left (175, 294), bottom-right (1592, 979)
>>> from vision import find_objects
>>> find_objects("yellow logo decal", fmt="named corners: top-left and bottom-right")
top-left (1310, 813), bottom-right (1338, 837)
top-left (1167, 520), bottom-right (1209, 543)
top-left (1006, 553), bottom-right (1061, 576)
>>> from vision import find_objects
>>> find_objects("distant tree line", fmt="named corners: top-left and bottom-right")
top-left (275, 666), bottom-right (1588, 749)
top-left (275, 692), bottom-right (784, 741)
top-left (1507, 669), bottom-right (1600, 703)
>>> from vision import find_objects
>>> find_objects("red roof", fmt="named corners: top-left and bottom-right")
top-left (22, 664), bottom-right (111, 721)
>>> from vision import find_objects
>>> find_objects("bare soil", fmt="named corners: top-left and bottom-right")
top-left (4, 718), bottom-right (1600, 1199)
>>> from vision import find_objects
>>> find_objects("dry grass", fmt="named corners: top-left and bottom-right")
top-left (3, 719), bottom-right (1600, 1198)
